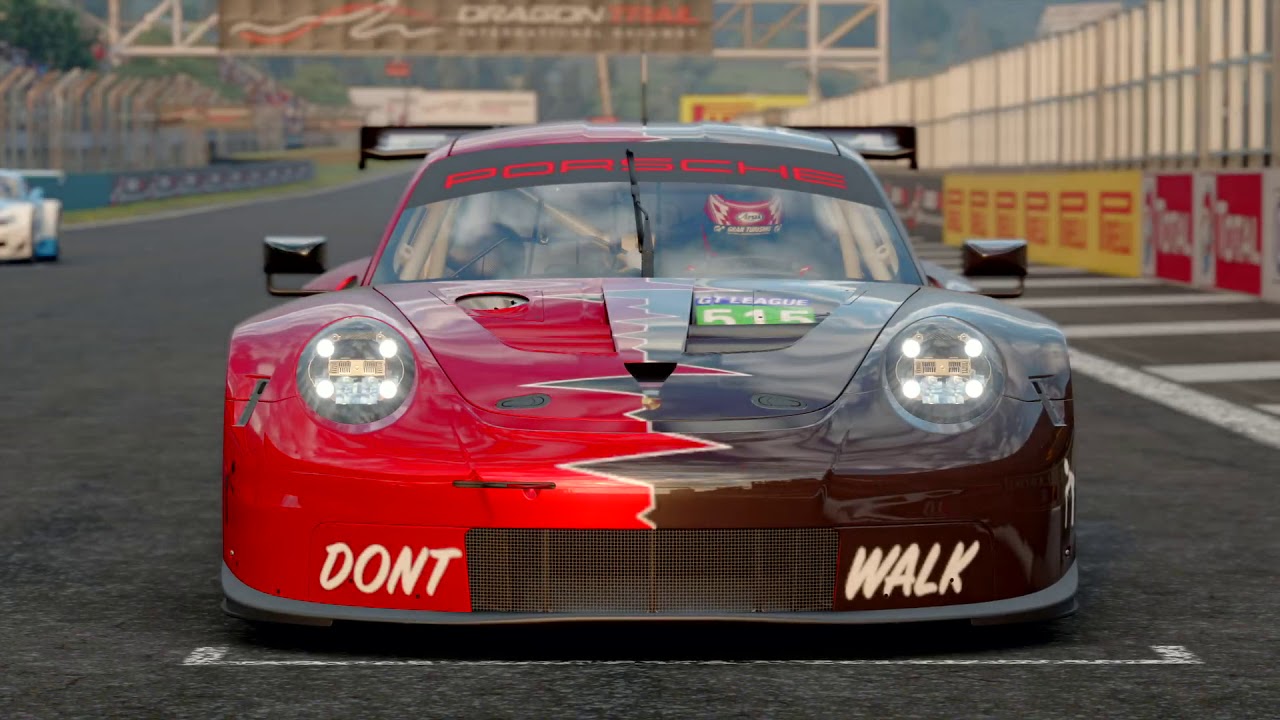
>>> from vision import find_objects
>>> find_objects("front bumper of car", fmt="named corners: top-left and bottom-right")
top-left (222, 389), bottom-right (1077, 627)
top-left (222, 559), bottom-right (1078, 627)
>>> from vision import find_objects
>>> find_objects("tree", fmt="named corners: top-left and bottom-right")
top-left (0, 0), bottom-right (95, 70)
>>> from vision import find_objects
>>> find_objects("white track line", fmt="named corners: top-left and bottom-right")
top-left (1142, 361), bottom-right (1280, 383)
top-left (1257, 404), bottom-right (1280, 415)
top-left (1070, 349), bottom-right (1280, 451)
top-left (181, 645), bottom-right (1202, 666)
top-left (1062, 319), bottom-right (1280, 338)
top-left (63, 167), bottom-right (414, 232)
top-left (1011, 294), bottom-right (1255, 309)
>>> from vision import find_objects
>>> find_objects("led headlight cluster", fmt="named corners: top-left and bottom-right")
top-left (297, 318), bottom-right (416, 425)
top-left (885, 317), bottom-right (1003, 427)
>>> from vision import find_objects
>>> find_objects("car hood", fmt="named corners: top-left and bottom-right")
top-left (377, 278), bottom-right (917, 424)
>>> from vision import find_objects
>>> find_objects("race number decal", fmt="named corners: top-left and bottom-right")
top-left (695, 304), bottom-right (816, 325)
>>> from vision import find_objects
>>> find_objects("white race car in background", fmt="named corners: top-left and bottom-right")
top-left (0, 169), bottom-right (63, 262)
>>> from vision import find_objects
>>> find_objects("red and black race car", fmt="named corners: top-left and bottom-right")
top-left (223, 122), bottom-right (1076, 627)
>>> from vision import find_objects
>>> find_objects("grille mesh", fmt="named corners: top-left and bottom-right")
top-left (466, 528), bottom-right (839, 614)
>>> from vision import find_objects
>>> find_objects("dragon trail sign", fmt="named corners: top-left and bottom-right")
top-left (217, 0), bottom-right (714, 54)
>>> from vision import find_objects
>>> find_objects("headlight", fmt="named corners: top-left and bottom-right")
top-left (884, 317), bottom-right (1004, 428)
top-left (296, 318), bottom-right (416, 425)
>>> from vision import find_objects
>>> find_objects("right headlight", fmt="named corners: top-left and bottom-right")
top-left (296, 317), bottom-right (417, 426)
top-left (884, 317), bottom-right (1005, 429)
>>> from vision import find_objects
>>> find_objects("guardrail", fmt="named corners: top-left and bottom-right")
top-left (25, 160), bottom-right (316, 212)
top-left (0, 61), bottom-right (363, 172)
top-left (740, 0), bottom-right (1277, 172)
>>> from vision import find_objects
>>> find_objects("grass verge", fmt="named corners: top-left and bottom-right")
top-left (63, 148), bottom-right (404, 226)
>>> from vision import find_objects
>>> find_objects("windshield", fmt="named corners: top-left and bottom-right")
top-left (373, 141), bottom-right (919, 285)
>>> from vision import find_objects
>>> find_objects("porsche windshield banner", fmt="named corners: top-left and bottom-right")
top-left (217, 0), bottom-right (715, 54)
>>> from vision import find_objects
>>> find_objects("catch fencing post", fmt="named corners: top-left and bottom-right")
top-left (1271, 0), bottom-right (1280, 165)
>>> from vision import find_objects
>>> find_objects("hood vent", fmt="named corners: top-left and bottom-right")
top-left (457, 292), bottom-right (530, 312)
top-left (625, 362), bottom-right (678, 385)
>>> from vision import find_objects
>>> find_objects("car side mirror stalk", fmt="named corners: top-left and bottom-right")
top-left (961, 239), bottom-right (1028, 299)
top-left (264, 236), bottom-right (328, 297)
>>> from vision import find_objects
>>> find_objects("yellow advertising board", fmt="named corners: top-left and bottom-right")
top-left (679, 94), bottom-right (812, 123)
top-left (942, 172), bottom-right (1144, 277)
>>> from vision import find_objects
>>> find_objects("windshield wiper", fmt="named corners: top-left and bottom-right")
top-left (625, 149), bottom-right (654, 278)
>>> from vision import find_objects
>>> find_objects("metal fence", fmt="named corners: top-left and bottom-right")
top-left (0, 62), bottom-right (362, 172)
top-left (739, 0), bottom-right (1278, 172)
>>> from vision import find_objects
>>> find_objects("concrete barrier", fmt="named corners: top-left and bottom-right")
top-left (21, 160), bottom-right (315, 211)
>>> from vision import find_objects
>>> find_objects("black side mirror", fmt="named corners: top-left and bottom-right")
top-left (962, 239), bottom-right (1028, 298)
top-left (919, 259), bottom-right (979, 293)
top-left (264, 236), bottom-right (327, 296)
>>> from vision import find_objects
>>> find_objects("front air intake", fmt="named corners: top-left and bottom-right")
top-left (466, 528), bottom-right (839, 614)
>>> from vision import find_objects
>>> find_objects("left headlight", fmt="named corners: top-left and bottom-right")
top-left (296, 318), bottom-right (417, 425)
top-left (884, 317), bottom-right (1005, 428)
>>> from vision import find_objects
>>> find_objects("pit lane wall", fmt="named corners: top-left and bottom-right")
top-left (884, 168), bottom-right (1280, 302)
top-left (22, 160), bottom-right (315, 212)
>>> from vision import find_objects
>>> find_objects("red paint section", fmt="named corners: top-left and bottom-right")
top-left (309, 524), bottom-right (471, 611)
top-left (1210, 174), bottom-right (1264, 295)
top-left (1148, 175), bottom-right (1194, 284)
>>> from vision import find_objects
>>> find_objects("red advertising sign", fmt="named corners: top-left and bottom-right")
top-left (994, 191), bottom-right (1018, 237)
top-left (944, 189), bottom-right (965, 233)
top-left (1099, 191), bottom-right (1136, 255)
top-left (1146, 174), bottom-right (1194, 284)
top-left (1025, 191), bottom-right (1050, 245)
top-left (1207, 174), bottom-right (1264, 295)
top-left (969, 190), bottom-right (990, 237)
top-left (1058, 191), bottom-right (1088, 249)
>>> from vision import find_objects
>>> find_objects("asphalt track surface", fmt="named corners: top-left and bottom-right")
top-left (2, 170), bottom-right (1277, 718)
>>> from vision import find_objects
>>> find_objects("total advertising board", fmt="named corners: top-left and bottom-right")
top-left (678, 95), bottom-right (812, 123)
top-left (942, 172), bottom-right (1144, 277)
top-left (217, 0), bottom-right (714, 54)
top-left (1144, 171), bottom-right (1272, 297)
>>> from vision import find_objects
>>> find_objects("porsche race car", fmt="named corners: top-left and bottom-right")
top-left (0, 170), bottom-right (62, 262)
top-left (223, 122), bottom-right (1077, 627)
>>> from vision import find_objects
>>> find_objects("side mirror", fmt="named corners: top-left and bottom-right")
top-left (264, 236), bottom-right (327, 296)
top-left (919, 259), bottom-right (979, 293)
top-left (962, 239), bottom-right (1028, 299)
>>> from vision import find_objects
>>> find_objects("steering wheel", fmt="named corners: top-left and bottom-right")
top-left (448, 222), bottom-right (531, 279)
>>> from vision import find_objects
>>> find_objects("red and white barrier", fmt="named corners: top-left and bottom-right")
top-left (1144, 170), bottom-right (1275, 301)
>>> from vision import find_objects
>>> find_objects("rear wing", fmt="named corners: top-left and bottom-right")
top-left (785, 126), bottom-right (918, 169)
top-left (358, 124), bottom-right (498, 169)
